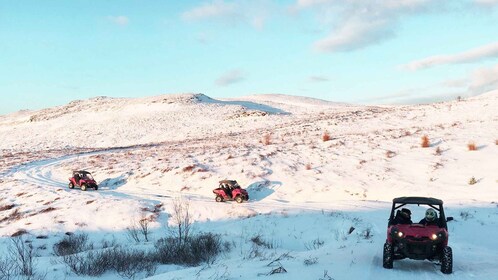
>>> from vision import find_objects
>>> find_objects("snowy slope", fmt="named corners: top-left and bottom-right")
top-left (0, 92), bottom-right (497, 279)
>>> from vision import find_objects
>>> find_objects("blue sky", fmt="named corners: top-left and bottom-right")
top-left (1, 0), bottom-right (498, 114)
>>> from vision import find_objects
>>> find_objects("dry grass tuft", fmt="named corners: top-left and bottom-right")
top-left (11, 229), bottom-right (28, 237)
top-left (182, 165), bottom-right (195, 172)
top-left (385, 150), bottom-right (396, 158)
top-left (434, 146), bottom-right (442, 155)
top-left (262, 134), bottom-right (271, 145)
top-left (421, 135), bottom-right (430, 148)
top-left (305, 163), bottom-right (312, 170)
top-left (467, 142), bottom-right (477, 151)
top-left (39, 207), bottom-right (57, 214)
top-left (0, 204), bottom-right (15, 211)
top-left (322, 131), bottom-right (331, 142)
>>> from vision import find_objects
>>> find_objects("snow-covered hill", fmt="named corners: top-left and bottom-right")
top-left (0, 92), bottom-right (497, 279)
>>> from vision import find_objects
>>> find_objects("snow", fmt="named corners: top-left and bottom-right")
top-left (0, 92), bottom-right (497, 279)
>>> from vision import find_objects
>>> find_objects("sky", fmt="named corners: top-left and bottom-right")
top-left (1, 0), bottom-right (498, 115)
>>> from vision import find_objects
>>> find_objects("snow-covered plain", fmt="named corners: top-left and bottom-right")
top-left (0, 92), bottom-right (497, 279)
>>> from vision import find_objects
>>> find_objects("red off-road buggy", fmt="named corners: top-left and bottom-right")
top-left (383, 197), bottom-right (453, 274)
top-left (68, 171), bottom-right (98, 191)
top-left (213, 180), bottom-right (249, 203)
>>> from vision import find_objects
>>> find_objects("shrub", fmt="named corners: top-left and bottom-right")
top-left (322, 131), bottom-right (331, 142)
top-left (155, 232), bottom-right (224, 266)
top-left (434, 146), bottom-right (442, 155)
top-left (305, 163), bottom-right (312, 170)
top-left (421, 135), bottom-right (430, 148)
top-left (53, 233), bottom-right (91, 256)
top-left (467, 142), bottom-right (477, 151)
top-left (304, 256), bottom-right (318, 266)
top-left (63, 247), bottom-right (156, 278)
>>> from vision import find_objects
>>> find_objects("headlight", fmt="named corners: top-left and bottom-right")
top-left (397, 231), bottom-right (404, 238)
top-left (430, 233), bottom-right (438, 240)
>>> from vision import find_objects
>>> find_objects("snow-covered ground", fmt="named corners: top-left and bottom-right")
top-left (0, 92), bottom-right (497, 279)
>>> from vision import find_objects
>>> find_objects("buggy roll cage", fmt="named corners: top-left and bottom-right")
top-left (388, 196), bottom-right (448, 229)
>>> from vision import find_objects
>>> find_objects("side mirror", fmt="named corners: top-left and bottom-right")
top-left (446, 217), bottom-right (454, 222)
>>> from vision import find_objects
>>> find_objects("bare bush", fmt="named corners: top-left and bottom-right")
top-left (53, 233), bottom-right (91, 256)
top-left (170, 197), bottom-right (192, 245)
top-left (0, 256), bottom-right (17, 280)
top-left (127, 215), bottom-right (151, 243)
top-left (9, 236), bottom-right (35, 277)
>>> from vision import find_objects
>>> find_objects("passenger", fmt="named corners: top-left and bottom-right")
top-left (419, 208), bottom-right (439, 226)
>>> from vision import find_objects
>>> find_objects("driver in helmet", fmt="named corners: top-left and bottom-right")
top-left (419, 208), bottom-right (439, 226)
top-left (393, 208), bottom-right (413, 225)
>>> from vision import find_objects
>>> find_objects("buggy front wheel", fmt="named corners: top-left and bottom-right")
top-left (68, 182), bottom-right (74, 189)
top-left (215, 196), bottom-right (223, 202)
top-left (235, 195), bottom-right (243, 203)
top-left (383, 242), bottom-right (394, 269)
top-left (441, 246), bottom-right (452, 274)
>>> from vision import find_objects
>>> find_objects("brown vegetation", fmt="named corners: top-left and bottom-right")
top-left (467, 142), bottom-right (477, 151)
top-left (421, 135), bottom-right (430, 148)
top-left (0, 204), bottom-right (15, 211)
top-left (322, 131), bottom-right (331, 142)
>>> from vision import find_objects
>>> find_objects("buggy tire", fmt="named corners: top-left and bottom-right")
top-left (215, 195), bottom-right (223, 202)
top-left (235, 195), bottom-right (243, 203)
top-left (441, 246), bottom-right (452, 274)
top-left (68, 182), bottom-right (74, 189)
top-left (94, 185), bottom-right (98, 191)
top-left (383, 242), bottom-right (394, 269)
top-left (81, 184), bottom-right (87, 191)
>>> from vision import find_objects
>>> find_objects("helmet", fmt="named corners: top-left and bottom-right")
top-left (401, 208), bottom-right (411, 219)
top-left (425, 208), bottom-right (437, 221)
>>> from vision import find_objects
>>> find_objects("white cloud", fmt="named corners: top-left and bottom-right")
top-left (293, 0), bottom-right (436, 52)
top-left (403, 42), bottom-right (498, 71)
top-left (474, 0), bottom-right (498, 6)
top-left (469, 63), bottom-right (498, 93)
top-left (182, 0), bottom-right (271, 30)
top-left (182, 0), bottom-right (236, 21)
top-left (308, 75), bottom-right (330, 82)
top-left (107, 16), bottom-right (129, 26)
top-left (215, 69), bottom-right (245, 86)
top-left (313, 18), bottom-right (394, 52)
